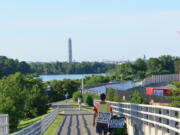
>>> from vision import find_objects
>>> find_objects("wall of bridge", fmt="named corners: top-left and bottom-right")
top-left (142, 74), bottom-right (179, 87)
top-left (126, 117), bottom-right (170, 135)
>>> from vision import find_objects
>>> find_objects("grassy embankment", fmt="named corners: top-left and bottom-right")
top-left (11, 108), bottom-right (54, 134)
top-left (44, 111), bottom-right (64, 135)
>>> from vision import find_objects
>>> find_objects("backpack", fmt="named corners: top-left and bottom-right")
top-left (109, 116), bottom-right (128, 135)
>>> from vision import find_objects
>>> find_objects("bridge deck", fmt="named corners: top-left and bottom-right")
top-left (53, 101), bottom-right (98, 135)
top-left (57, 107), bottom-right (97, 135)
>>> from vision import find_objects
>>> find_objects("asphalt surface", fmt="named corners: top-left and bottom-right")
top-left (52, 100), bottom-right (98, 135)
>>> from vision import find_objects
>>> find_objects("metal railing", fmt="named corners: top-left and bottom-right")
top-left (94, 100), bottom-right (180, 135)
top-left (0, 114), bottom-right (9, 135)
top-left (12, 108), bottom-right (59, 135)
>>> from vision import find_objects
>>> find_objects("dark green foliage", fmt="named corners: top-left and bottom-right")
top-left (0, 56), bottom-right (116, 77)
top-left (24, 74), bottom-right (49, 118)
top-left (47, 79), bottom-right (79, 102)
top-left (84, 76), bottom-right (110, 88)
top-left (30, 62), bottom-right (116, 75)
top-left (0, 73), bottom-right (49, 132)
top-left (106, 88), bottom-right (114, 101)
top-left (168, 81), bottom-right (180, 107)
top-left (83, 94), bottom-right (99, 106)
top-left (73, 91), bottom-right (82, 102)
top-left (115, 62), bottom-right (134, 80)
top-left (172, 81), bottom-right (180, 88)
top-left (131, 91), bottom-right (148, 104)
top-left (0, 73), bottom-right (26, 131)
top-left (113, 90), bottom-right (122, 102)
top-left (0, 56), bottom-right (32, 77)
top-left (0, 68), bottom-right (3, 79)
top-left (109, 55), bottom-right (179, 81)
top-left (127, 87), bottom-right (146, 93)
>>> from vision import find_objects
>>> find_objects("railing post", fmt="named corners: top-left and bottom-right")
top-left (162, 109), bottom-right (167, 135)
top-left (169, 110), bottom-right (175, 135)
top-left (148, 107), bottom-right (153, 135)
top-left (178, 111), bottom-right (180, 135)
top-left (155, 108), bottom-right (159, 135)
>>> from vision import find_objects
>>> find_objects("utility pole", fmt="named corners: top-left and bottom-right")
top-left (179, 61), bottom-right (180, 82)
top-left (81, 75), bottom-right (84, 95)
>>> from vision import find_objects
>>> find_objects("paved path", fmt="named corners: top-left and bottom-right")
top-left (52, 100), bottom-right (98, 135)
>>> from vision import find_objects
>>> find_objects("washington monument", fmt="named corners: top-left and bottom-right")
top-left (68, 38), bottom-right (72, 63)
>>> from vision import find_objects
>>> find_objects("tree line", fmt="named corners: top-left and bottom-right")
top-left (109, 55), bottom-right (180, 80)
top-left (0, 56), bottom-right (116, 78)
top-left (30, 62), bottom-right (116, 75)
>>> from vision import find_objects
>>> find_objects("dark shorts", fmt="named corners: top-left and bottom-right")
top-left (96, 124), bottom-right (109, 134)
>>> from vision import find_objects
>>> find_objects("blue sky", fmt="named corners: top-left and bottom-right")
top-left (0, 0), bottom-right (180, 62)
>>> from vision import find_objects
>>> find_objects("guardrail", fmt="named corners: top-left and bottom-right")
top-left (0, 114), bottom-right (9, 135)
top-left (94, 100), bottom-right (180, 135)
top-left (12, 108), bottom-right (59, 135)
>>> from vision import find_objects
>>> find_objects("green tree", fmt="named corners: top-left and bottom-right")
top-left (158, 55), bottom-right (174, 74)
top-left (106, 88), bottom-right (114, 101)
top-left (47, 79), bottom-right (79, 102)
top-left (0, 68), bottom-right (3, 79)
top-left (173, 57), bottom-right (180, 73)
top-left (115, 62), bottom-right (134, 80)
top-left (0, 73), bottom-right (49, 131)
top-left (0, 73), bottom-right (27, 131)
top-left (169, 81), bottom-right (180, 107)
top-left (134, 58), bottom-right (146, 79)
top-left (146, 58), bottom-right (162, 76)
top-left (131, 91), bottom-right (148, 104)
top-left (24, 74), bottom-right (49, 118)
top-left (84, 76), bottom-right (110, 87)
top-left (113, 90), bottom-right (121, 102)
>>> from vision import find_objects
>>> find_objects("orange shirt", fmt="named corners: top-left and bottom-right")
top-left (93, 101), bottom-right (112, 124)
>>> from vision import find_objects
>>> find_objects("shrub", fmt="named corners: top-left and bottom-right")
top-left (83, 93), bottom-right (100, 106)
top-left (83, 94), bottom-right (94, 106)
top-left (72, 91), bottom-right (82, 102)
top-left (106, 88), bottom-right (114, 101)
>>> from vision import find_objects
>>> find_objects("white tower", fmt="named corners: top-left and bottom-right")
top-left (68, 38), bottom-right (72, 63)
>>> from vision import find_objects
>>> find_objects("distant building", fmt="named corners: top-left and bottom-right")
top-left (68, 38), bottom-right (72, 63)
top-left (143, 54), bottom-right (146, 61)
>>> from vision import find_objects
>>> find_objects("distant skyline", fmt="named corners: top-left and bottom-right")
top-left (0, 1), bottom-right (180, 62)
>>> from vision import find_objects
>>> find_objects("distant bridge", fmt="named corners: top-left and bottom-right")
top-left (141, 74), bottom-right (179, 87)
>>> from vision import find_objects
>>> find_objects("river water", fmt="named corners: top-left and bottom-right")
top-left (39, 73), bottom-right (105, 81)
top-left (88, 81), bottom-right (135, 93)
top-left (39, 74), bottom-right (136, 93)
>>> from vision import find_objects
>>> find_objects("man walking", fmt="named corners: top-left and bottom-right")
top-left (93, 93), bottom-right (113, 135)
top-left (65, 92), bottom-right (69, 104)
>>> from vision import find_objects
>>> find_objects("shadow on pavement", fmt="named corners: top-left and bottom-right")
top-left (76, 115), bottom-right (81, 135)
top-left (82, 114), bottom-right (91, 135)
top-left (67, 115), bottom-right (72, 135)
top-left (57, 116), bottom-right (67, 135)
